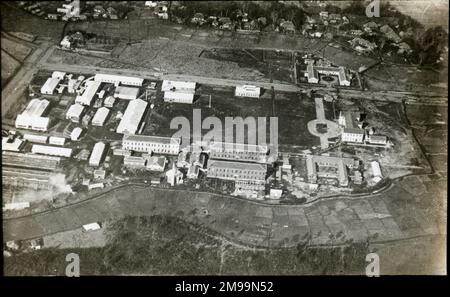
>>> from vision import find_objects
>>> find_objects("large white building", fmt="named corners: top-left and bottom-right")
top-left (41, 77), bottom-right (60, 95)
top-left (339, 111), bottom-right (365, 143)
top-left (207, 160), bottom-right (267, 183)
top-left (113, 86), bottom-right (140, 100)
top-left (75, 80), bottom-right (101, 106)
top-left (94, 73), bottom-right (144, 86)
top-left (66, 103), bottom-right (85, 123)
top-left (91, 107), bottom-right (110, 126)
top-left (208, 141), bottom-right (269, 163)
top-left (31, 145), bottom-right (72, 157)
top-left (162, 80), bottom-right (196, 104)
top-left (122, 134), bottom-right (181, 155)
top-left (116, 99), bottom-right (148, 134)
top-left (89, 142), bottom-right (106, 167)
top-left (163, 91), bottom-right (194, 104)
top-left (15, 99), bottom-right (50, 131)
top-left (235, 85), bottom-right (261, 98)
top-left (161, 80), bottom-right (196, 92)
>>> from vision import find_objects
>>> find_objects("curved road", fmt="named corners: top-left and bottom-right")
top-left (3, 174), bottom-right (443, 249)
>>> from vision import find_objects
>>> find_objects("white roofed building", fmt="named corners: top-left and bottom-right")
top-left (75, 80), bottom-right (101, 106)
top-left (91, 107), bottom-right (110, 126)
top-left (89, 142), bottom-right (106, 167)
top-left (15, 99), bottom-right (50, 131)
top-left (49, 136), bottom-right (66, 146)
top-left (82, 223), bottom-right (101, 232)
top-left (116, 99), bottom-right (148, 134)
top-left (70, 127), bottom-right (83, 141)
top-left (66, 103), bottom-right (85, 123)
top-left (114, 86), bottom-right (140, 100)
top-left (162, 80), bottom-right (196, 104)
top-left (163, 91), bottom-right (194, 104)
top-left (41, 77), bottom-right (60, 95)
top-left (52, 71), bottom-right (66, 80)
top-left (161, 80), bottom-right (196, 92)
top-left (235, 85), bottom-right (261, 98)
top-left (104, 96), bottom-right (116, 107)
top-left (371, 160), bottom-right (382, 178)
top-left (94, 73), bottom-right (144, 86)
top-left (31, 145), bottom-right (72, 157)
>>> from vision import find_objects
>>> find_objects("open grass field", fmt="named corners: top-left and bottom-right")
top-left (364, 64), bottom-right (448, 93)
top-left (142, 85), bottom-right (324, 151)
top-left (1, 49), bottom-right (21, 87)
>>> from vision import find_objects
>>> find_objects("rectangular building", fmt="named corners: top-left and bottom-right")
top-left (235, 85), bottom-right (261, 98)
top-left (94, 73), bottom-right (144, 86)
top-left (91, 107), bottom-right (110, 126)
top-left (41, 77), bottom-right (60, 94)
top-left (207, 160), bottom-right (267, 182)
top-left (342, 128), bottom-right (365, 143)
top-left (23, 134), bottom-right (48, 144)
top-left (31, 145), bottom-right (72, 157)
top-left (66, 103), bottom-right (85, 123)
top-left (208, 141), bottom-right (268, 163)
top-left (114, 86), bottom-right (140, 100)
top-left (75, 80), bottom-right (101, 106)
top-left (124, 156), bottom-right (146, 168)
top-left (116, 99), bottom-right (147, 134)
top-left (367, 135), bottom-right (388, 145)
top-left (89, 142), bottom-right (106, 167)
top-left (161, 80), bottom-right (196, 92)
top-left (15, 115), bottom-right (49, 131)
top-left (122, 134), bottom-right (181, 155)
top-left (15, 99), bottom-right (50, 131)
top-left (49, 136), bottom-right (66, 146)
top-left (339, 111), bottom-right (365, 143)
top-left (163, 91), bottom-right (194, 104)
top-left (162, 80), bottom-right (196, 104)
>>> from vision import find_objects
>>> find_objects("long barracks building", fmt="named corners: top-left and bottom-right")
top-left (122, 134), bottom-right (181, 155)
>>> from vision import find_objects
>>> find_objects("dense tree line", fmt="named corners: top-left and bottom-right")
top-left (5, 216), bottom-right (371, 276)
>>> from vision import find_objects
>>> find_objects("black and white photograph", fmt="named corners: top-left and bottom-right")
top-left (1, 0), bottom-right (447, 283)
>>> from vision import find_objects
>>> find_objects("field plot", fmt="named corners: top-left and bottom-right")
top-left (364, 64), bottom-right (448, 93)
top-left (1, 50), bottom-right (21, 87)
top-left (320, 44), bottom-right (378, 72)
top-left (405, 104), bottom-right (447, 174)
top-left (1, 36), bottom-right (33, 60)
top-left (1, 3), bottom-right (64, 39)
top-left (200, 48), bottom-right (294, 83)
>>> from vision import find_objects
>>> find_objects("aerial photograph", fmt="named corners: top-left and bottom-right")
top-left (1, 0), bottom-right (447, 279)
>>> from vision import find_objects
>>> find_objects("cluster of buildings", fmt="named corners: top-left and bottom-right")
top-left (339, 111), bottom-right (389, 146)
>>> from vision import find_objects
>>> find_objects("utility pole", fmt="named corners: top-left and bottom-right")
top-left (208, 94), bottom-right (211, 108)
